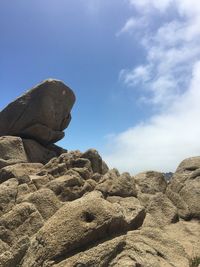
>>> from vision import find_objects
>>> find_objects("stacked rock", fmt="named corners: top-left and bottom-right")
top-left (0, 79), bottom-right (75, 166)
top-left (0, 79), bottom-right (199, 267)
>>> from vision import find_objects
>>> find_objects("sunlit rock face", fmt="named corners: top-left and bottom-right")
top-left (0, 80), bottom-right (199, 267)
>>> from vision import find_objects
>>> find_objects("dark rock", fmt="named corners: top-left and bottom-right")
top-left (0, 79), bottom-right (75, 145)
top-left (23, 139), bottom-right (67, 164)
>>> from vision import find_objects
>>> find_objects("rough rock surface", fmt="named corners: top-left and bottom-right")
top-left (0, 79), bottom-right (75, 145)
top-left (166, 156), bottom-right (200, 219)
top-left (0, 136), bottom-right (28, 169)
top-left (0, 80), bottom-right (199, 267)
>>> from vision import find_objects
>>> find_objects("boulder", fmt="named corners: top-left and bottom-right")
top-left (21, 191), bottom-right (144, 266)
top-left (176, 156), bottom-right (200, 173)
top-left (81, 149), bottom-right (109, 174)
top-left (0, 163), bottom-right (43, 183)
top-left (95, 169), bottom-right (137, 197)
top-left (53, 226), bottom-right (190, 267)
top-left (134, 171), bottom-right (167, 194)
top-left (0, 136), bottom-right (28, 169)
top-left (23, 139), bottom-right (67, 164)
top-left (0, 202), bottom-right (44, 246)
top-left (141, 193), bottom-right (179, 227)
top-left (20, 188), bottom-right (62, 220)
top-left (0, 79), bottom-right (75, 144)
top-left (166, 157), bottom-right (200, 219)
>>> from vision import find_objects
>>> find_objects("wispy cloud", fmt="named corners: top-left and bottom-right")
top-left (104, 0), bottom-right (200, 174)
top-left (116, 17), bottom-right (147, 36)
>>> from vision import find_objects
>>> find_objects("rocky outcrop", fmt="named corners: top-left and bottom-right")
top-left (0, 80), bottom-right (199, 267)
top-left (0, 79), bottom-right (75, 145)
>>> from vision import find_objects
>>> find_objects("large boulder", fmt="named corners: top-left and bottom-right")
top-left (0, 79), bottom-right (75, 145)
top-left (21, 191), bottom-right (144, 267)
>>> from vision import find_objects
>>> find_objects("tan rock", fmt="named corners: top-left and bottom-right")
top-left (134, 171), bottom-right (167, 194)
top-left (96, 169), bottom-right (137, 197)
top-left (0, 136), bottom-right (28, 169)
top-left (0, 163), bottom-right (43, 183)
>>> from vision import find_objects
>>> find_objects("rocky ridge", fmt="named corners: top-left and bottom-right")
top-left (0, 80), bottom-right (199, 267)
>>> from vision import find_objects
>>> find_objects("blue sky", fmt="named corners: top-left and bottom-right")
top-left (1, 0), bottom-right (200, 174)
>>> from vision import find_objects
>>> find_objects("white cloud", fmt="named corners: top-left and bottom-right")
top-left (104, 61), bottom-right (200, 174)
top-left (119, 65), bottom-right (151, 86)
top-left (116, 17), bottom-right (147, 36)
top-left (104, 0), bottom-right (200, 174)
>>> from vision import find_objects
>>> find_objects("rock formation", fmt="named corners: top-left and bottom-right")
top-left (0, 80), bottom-right (199, 267)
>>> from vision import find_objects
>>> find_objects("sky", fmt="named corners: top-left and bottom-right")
top-left (0, 0), bottom-right (200, 174)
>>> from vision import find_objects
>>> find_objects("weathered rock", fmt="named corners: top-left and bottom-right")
top-left (38, 152), bottom-right (90, 178)
top-left (30, 174), bottom-right (54, 189)
top-left (166, 157), bottom-right (200, 219)
top-left (53, 225), bottom-right (192, 267)
top-left (96, 169), bottom-right (137, 197)
top-left (107, 196), bottom-right (146, 230)
top-left (141, 193), bottom-right (179, 227)
top-left (53, 235), bottom-right (126, 267)
top-left (0, 79), bottom-right (75, 144)
top-left (21, 191), bottom-right (144, 267)
top-left (110, 227), bottom-right (189, 267)
top-left (23, 139), bottom-right (67, 164)
top-left (176, 156), bottom-right (200, 173)
top-left (0, 136), bottom-right (28, 169)
top-left (0, 163), bottom-right (43, 183)
top-left (0, 202), bottom-right (44, 246)
top-left (20, 188), bottom-right (62, 220)
top-left (134, 171), bottom-right (167, 194)
top-left (45, 173), bottom-right (86, 201)
top-left (0, 236), bottom-right (30, 267)
top-left (164, 220), bottom-right (200, 259)
top-left (81, 149), bottom-right (109, 174)
top-left (0, 178), bottom-right (18, 216)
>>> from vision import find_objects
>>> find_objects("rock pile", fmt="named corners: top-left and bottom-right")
top-left (0, 80), bottom-right (199, 267)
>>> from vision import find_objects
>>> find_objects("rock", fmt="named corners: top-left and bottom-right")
top-left (21, 191), bottom-right (143, 267)
top-left (23, 139), bottom-right (67, 164)
top-left (141, 193), bottom-right (179, 227)
top-left (30, 174), bottom-right (54, 189)
top-left (0, 178), bottom-right (18, 216)
top-left (0, 163), bottom-right (43, 183)
top-left (164, 220), bottom-right (200, 259)
top-left (107, 196), bottom-right (146, 230)
top-left (53, 236), bottom-right (126, 267)
top-left (81, 149), bottom-right (109, 174)
top-left (0, 79), bottom-right (75, 144)
top-left (0, 202), bottom-right (44, 246)
top-left (176, 156), bottom-right (200, 173)
top-left (0, 136), bottom-right (28, 169)
top-left (0, 236), bottom-right (30, 267)
top-left (166, 157), bottom-right (200, 219)
top-left (96, 169), bottom-right (137, 197)
top-left (20, 188), bottom-right (62, 220)
top-left (134, 171), bottom-right (167, 194)
top-left (110, 227), bottom-right (189, 267)
top-left (45, 173), bottom-right (86, 201)
top-left (53, 225), bottom-right (191, 267)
